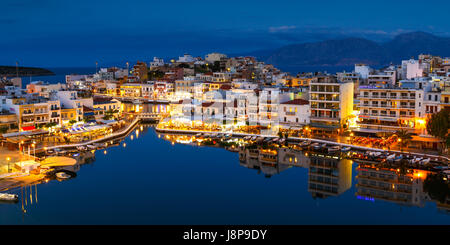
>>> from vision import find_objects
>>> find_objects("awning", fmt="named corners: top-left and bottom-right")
top-left (22, 126), bottom-right (35, 131)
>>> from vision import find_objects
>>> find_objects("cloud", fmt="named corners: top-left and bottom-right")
top-left (269, 25), bottom-right (297, 33)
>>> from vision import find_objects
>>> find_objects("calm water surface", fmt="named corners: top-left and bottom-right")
top-left (0, 125), bottom-right (449, 225)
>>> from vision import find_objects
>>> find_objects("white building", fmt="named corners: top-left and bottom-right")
top-left (205, 53), bottom-right (227, 63)
top-left (402, 59), bottom-right (424, 80)
top-left (177, 54), bottom-right (195, 63)
top-left (354, 64), bottom-right (372, 80)
top-left (150, 57), bottom-right (165, 68)
top-left (278, 99), bottom-right (310, 128)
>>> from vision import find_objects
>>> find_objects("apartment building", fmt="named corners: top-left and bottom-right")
top-left (26, 81), bottom-right (67, 98)
top-left (309, 76), bottom-right (354, 133)
top-left (3, 97), bottom-right (61, 130)
top-left (120, 83), bottom-right (142, 98)
top-left (278, 99), bottom-right (310, 128)
top-left (358, 86), bottom-right (417, 133)
top-left (56, 91), bottom-right (84, 122)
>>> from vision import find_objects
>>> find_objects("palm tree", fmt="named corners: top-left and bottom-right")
top-left (395, 129), bottom-right (413, 151)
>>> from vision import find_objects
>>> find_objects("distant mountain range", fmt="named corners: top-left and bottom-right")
top-left (243, 32), bottom-right (450, 69)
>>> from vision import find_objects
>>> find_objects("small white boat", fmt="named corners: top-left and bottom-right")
top-left (93, 143), bottom-right (107, 149)
top-left (251, 136), bottom-right (257, 141)
top-left (87, 144), bottom-right (97, 150)
top-left (328, 145), bottom-right (340, 153)
top-left (76, 146), bottom-right (87, 151)
top-left (310, 143), bottom-right (320, 150)
top-left (244, 136), bottom-right (251, 140)
top-left (341, 146), bottom-right (351, 152)
top-left (386, 154), bottom-right (396, 161)
top-left (0, 193), bottom-right (18, 202)
top-left (195, 133), bottom-right (202, 137)
top-left (272, 137), bottom-right (280, 142)
top-left (420, 158), bottom-right (431, 165)
top-left (56, 172), bottom-right (71, 179)
top-left (54, 148), bottom-right (67, 155)
top-left (300, 140), bottom-right (311, 147)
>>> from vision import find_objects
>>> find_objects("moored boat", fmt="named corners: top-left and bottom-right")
top-left (328, 145), bottom-right (341, 153)
top-left (0, 193), bottom-right (18, 202)
top-left (341, 146), bottom-right (351, 152)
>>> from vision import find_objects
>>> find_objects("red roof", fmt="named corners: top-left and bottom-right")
top-left (281, 99), bottom-right (309, 105)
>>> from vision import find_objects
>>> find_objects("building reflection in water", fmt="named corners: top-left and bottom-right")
top-left (162, 133), bottom-right (449, 212)
top-left (238, 146), bottom-right (352, 199)
top-left (355, 162), bottom-right (429, 207)
top-left (308, 154), bottom-right (352, 199)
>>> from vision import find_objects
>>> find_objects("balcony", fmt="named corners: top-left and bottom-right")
top-left (285, 111), bottom-right (296, 116)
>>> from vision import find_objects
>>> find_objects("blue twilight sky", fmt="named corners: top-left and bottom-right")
top-left (1, 0), bottom-right (450, 67)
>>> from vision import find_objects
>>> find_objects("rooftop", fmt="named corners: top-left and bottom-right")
top-left (281, 99), bottom-right (309, 105)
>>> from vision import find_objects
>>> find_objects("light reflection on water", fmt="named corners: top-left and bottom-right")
top-left (0, 124), bottom-right (449, 225)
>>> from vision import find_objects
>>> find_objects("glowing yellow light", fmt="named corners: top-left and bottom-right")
top-left (104, 150), bottom-right (107, 155)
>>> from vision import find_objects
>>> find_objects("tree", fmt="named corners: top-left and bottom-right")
top-left (0, 126), bottom-right (8, 134)
top-left (395, 129), bottom-right (413, 151)
top-left (426, 109), bottom-right (450, 151)
top-left (423, 173), bottom-right (450, 203)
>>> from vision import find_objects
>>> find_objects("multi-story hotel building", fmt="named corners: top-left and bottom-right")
top-left (358, 86), bottom-right (418, 134)
top-left (309, 75), bottom-right (354, 134)
top-left (440, 79), bottom-right (450, 111)
top-left (3, 97), bottom-right (62, 130)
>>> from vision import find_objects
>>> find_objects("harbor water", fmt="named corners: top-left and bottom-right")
top-left (0, 124), bottom-right (449, 224)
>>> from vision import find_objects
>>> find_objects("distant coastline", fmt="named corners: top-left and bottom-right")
top-left (0, 66), bottom-right (55, 77)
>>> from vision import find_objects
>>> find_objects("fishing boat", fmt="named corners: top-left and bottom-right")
top-left (328, 145), bottom-right (341, 153)
top-left (93, 143), bottom-right (107, 149)
top-left (0, 193), bottom-right (18, 202)
top-left (420, 158), bottom-right (431, 165)
top-left (87, 144), bottom-right (97, 150)
top-left (310, 143), bottom-right (321, 150)
top-left (56, 172), bottom-right (72, 179)
top-left (54, 148), bottom-right (67, 155)
top-left (300, 140), bottom-right (311, 147)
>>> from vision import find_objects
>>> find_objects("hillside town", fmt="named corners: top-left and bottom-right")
top-left (0, 53), bottom-right (449, 185)
top-left (0, 53), bottom-right (449, 153)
